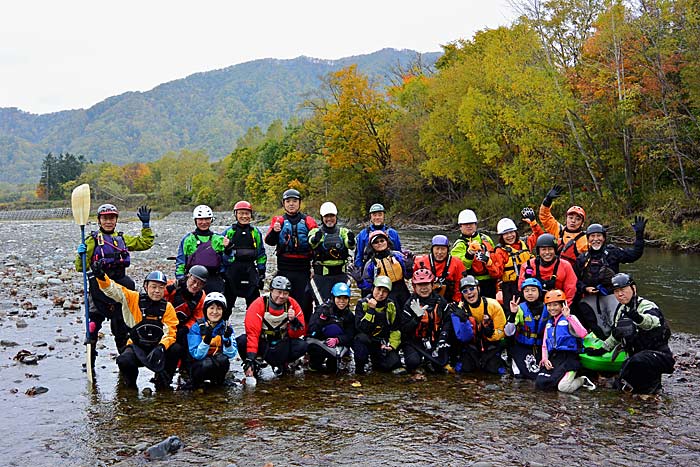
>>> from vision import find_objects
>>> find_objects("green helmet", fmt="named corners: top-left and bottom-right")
top-left (373, 275), bottom-right (393, 291)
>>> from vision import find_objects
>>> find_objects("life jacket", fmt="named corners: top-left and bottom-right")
top-left (558, 228), bottom-right (586, 263)
top-left (314, 227), bottom-right (349, 265)
top-left (278, 215), bottom-right (312, 257)
top-left (360, 300), bottom-right (396, 339)
top-left (580, 249), bottom-right (616, 291)
top-left (544, 315), bottom-right (581, 353)
top-left (427, 254), bottom-right (455, 299)
top-left (523, 257), bottom-right (560, 291)
top-left (500, 240), bottom-right (532, 283)
top-left (361, 225), bottom-right (394, 264)
top-left (374, 254), bottom-right (404, 282)
top-left (613, 299), bottom-right (671, 354)
top-left (261, 297), bottom-right (290, 342)
top-left (186, 232), bottom-right (222, 272)
top-left (415, 302), bottom-right (442, 341)
top-left (457, 232), bottom-right (493, 279)
top-left (130, 295), bottom-right (167, 350)
top-left (466, 297), bottom-right (495, 347)
top-left (514, 302), bottom-right (548, 346)
top-left (226, 224), bottom-right (260, 261)
top-left (165, 281), bottom-right (202, 326)
top-left (91, 230), bottom-right (130, 272)
top-left (195, 317), bottom-right (224, 356)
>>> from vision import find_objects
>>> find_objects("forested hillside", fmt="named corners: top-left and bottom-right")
top-left (0, 48), bottom-right (439, 183)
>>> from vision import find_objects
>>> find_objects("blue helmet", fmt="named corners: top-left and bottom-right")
top-left (144, 270), bottom-right (167, 286)
top-left (521, 277), bottom-right (543, 291)
top-left (331, 282), bottom-right (351, 297)
top-left (431, 235), bottom-right (450, 248)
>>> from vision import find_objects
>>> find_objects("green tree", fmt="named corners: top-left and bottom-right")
top-left (36, 152), bottom-right (87, 200)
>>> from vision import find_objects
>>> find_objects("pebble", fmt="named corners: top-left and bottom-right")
top-left (55, 336), bottom-right (71, 343)
top-left (1, 278), bottom-right (13, 285)
top-left (471, 462), bottom-right (494, 467)
top-left (0, 339), bottom-right (19, 347)
top-left (48, 278), bottom-right (63, 285)
top-left (33, 277), bottom-right (47, 286)
top-left (16, 319), bottom-right (28, 328)
top-left (32, 341), bottom-right (48, 347)
top-left (25, 386), bottom-right (49, 396)
top-left (531, 410), bottom-right (549, 420)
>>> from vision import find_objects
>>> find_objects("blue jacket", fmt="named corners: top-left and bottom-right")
top-left (353, 225), bottom-right (402, 268)
top-left (188, 320), bottom-right (238, 360)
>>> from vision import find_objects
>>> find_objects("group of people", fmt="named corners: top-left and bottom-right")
top-left (75, 185), bottom-right (675, 395)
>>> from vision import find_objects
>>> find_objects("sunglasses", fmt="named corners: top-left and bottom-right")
top-left (461, 286), bottom-right (478, 293)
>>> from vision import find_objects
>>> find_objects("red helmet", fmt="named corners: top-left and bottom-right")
top-left (412, 268), bottom-right (435, 285)
top-left (544, 289), bottom-right (567, 304)
top-left (566, 205), bottom-right (586, 220)
top-left (234, 200), bottom-right (253, 212)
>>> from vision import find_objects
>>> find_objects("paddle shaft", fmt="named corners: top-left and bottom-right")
top-left (80, 226), bottom-right (90, 340)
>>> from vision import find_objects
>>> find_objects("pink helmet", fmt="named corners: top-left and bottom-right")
top-left (412, 268), bottom-right (435, 285)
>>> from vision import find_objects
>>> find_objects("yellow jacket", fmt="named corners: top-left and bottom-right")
top-left (465, 297), bottom-right (506, 343)
top-left (97, 276), bottom-right (178, 349)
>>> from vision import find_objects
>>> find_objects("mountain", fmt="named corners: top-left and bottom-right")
top-left (0, 48), bottom-right (440, 183)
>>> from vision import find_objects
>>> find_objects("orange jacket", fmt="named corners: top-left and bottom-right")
top-left (538, 205), bottom-right (588, 264)
top-left (97, 276), bottom-right (178, 349)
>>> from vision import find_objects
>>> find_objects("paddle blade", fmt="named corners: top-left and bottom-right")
top-left (71, 184), bottom-right (91, 226)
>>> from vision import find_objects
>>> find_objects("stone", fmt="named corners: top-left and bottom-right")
top-left (32, 341), bottom-right (48, 347)
top-left (1, 339), bottom-right (19, 347)
top-left (55, 336), bottom-right (71, 343)
top-left (16, 319), bottom-right (28, 328)
top-left (32, 277), bottom-right (48, 286)
top-left (48, 278), bottom-right (63, 285)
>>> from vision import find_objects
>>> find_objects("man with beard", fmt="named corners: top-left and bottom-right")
top-left (574, 217), bottom-right (647, 338)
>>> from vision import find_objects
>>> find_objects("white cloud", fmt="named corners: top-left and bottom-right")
top-left (0, 0), bottom-right (515, 114)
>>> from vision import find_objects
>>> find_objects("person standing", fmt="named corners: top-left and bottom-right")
top-left (264, 189), bottom-right (318, 321)
top-left (75, 204), bottom-right (154, 359)
top-left (222, 200), bottom-right (267, 312)
top-left (450, 209), bottom-right (497, 298)
top-left (175, 205), bottom-right (226, 293)
top-left (538, 185), bottom-right (588, 264)
top-left (352, 203), bottom-right (402, 270)
top-left (309, 201), bottom-right (355, 302)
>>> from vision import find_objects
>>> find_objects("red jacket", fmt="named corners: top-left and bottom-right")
top-left (517, 257), bottom-right (577, 306)
top-left (163, 279), bottom-right (205, 330)
top-left (413, 254), bottom-right (466, 303)
top-left (244, 295), bottom-right (306, 355)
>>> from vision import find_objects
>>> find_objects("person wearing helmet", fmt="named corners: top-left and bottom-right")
top-left (175, 205), bottom-right (226, 294)
top-left (222, 200), bottom-right (267, 312)
top-left (399, 269), bottom-right (452, 373)
top-left (186, 292), bottom-right (238, 389)
top-left (306, 282), bottom-right (355, 373)
top-left (517, 233), bottom-right (577, 306)
top-left (487, 217), bottom-right (542, 309)
top-left (583, 274), bottom-right (674, 394)
top-left (447, 275), bottom-right (507, 375)
top-left (412, 235), bottom-right (466, 303)
top-left (354, 229), bottom-right (411, 309)
top-left (92, 265), bottom-right (179, 390)
top-left (353, 276), bottom-right (402, 374)
top-left (236, 275), bottom-right (307, 380)
top-left (75, 203), bottom-right (154, 366)
top-left (538, 185), bottom-right (589, 264)
top-left (265, 188), bottom-right (318, 321)
top-left (450, 209), bottom-right (497, 298)
top-left (162, 265), bottom-right (208, 384)
top-left (352, 202), bottom-right (402, 270)
top-left (506, 278), bottom-right (549, 380)
top-left (536, 289), bottom-right (595, 393)
top-left (573, 217), bottom-right (647, 339)
top-left (308, 201), bottom-right (356, 301)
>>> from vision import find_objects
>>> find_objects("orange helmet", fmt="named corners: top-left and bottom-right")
top-left (544, 289), bottom-right (567, 304)
top-left (566, 205), bottom-right (586, 220)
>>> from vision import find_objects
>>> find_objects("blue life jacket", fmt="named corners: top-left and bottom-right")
top-left (515, 302), bottom-right (549, 346)
top-left (279, 216), bottom-right (311, 256)
top-left (544, 315), bottom-right (581, 353)
top-left (91, 230), bottom-right (130, 272)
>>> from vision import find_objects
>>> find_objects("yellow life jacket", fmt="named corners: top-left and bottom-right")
top-left (374, 255), bottom-right (404, 282)
top-left (501, 240), bottom-right (533, 282)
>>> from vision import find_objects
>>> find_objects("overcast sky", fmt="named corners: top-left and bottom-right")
top-left (1, 1), bottom-right (515, 115)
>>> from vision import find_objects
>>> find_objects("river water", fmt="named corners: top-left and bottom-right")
top-left (1, 219), bottom-right (699, 467)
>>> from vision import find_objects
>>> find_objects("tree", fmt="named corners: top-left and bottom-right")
top-left (36, 152), bottom-right (87, 200)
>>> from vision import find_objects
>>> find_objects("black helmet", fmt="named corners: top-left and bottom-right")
top-left (535, 233), bottom-right (557, 253)
top-left (144, 270), bottom-right (167, 287)
top-left (586, 223), bottom-right (607, 237)
top-left (282, 189), bottom-right (301, 201)
top-left (611, 273), bottom-right (635, 290)
top-left (188, 265), bottom-right (209, 282)
top-left (270, 275), bottom-right (292, 291)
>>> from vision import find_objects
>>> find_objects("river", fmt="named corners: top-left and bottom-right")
top-left (0, 219), bottom-right (699, 467)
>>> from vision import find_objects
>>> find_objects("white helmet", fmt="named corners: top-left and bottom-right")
top-left (457, 209), bottom-right (478, 224)
top-left (497, 218), bottom-right (518, 235)
top-left (320, 201), bottom-right (338, 217)
top-left (193, 205), bottom-right (214, 219)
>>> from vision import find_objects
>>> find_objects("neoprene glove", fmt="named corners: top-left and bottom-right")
top-left (200, 324), bottom-right (213, 344)
top-left (632, 215), bottom-right (647, 234)
top-left (482, 315), bottom-right (495, 338)
top-left (137, 205), bottom-right (151, 227)
top-left (542, 184), bottom-right (564, 207)
top-left (403, 249), bottom-right (415, 271)
top-left (448, 303), bottom-right (467, 321)
top-left (521, 207), bottom-right (536, 223)
top-left (91, 259), bottom-right (106, 280)
top-left (347, 231), bottom-right (356, 248)
top-left (584, 347), bottom-right (607, 356)
top-left (347, 264), bottom-right (364, 283)
top-left (77, 243), bottom-right (87, 255)
top-left (147, 344), bottom-right (165, 369)
top-left (474, 251), bottom-right (489, 263)
top-left (325, 337), bottom-right (339, 348)
top-left (311, 229), bottom-right (323, 244)
top-left (624, 306), bottom-right (644, 324)
top-left (224, 326), bottom-right (233, 339)
top-left (290, 317), bottom-right (304, 331)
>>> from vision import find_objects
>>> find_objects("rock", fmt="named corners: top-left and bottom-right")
top-left (1, 278), bottom-right (13, 286)
top-left (484, 384), bottom-right (499, 391)
top-left (52, 296), bottom-right (65, 306)
top-left (14, 350), bottom-right (39, 364)
top-left (0, 339), bottom-right (19, 347)
top-left (16, 319), bottom-right (28, 328)
top-left (143, 436), bottom-right (183, 460)
top-left (531, 410), bottom-right (549, 420)
top-left (32, 341), bottom-right (48, 347)
top-left (25, 386), bottom-right (49, 396)
top-left (142, 388), bottom-right (153, 397)
top-left (47, 278), bottom-right (63, 285)
top-left (471, 463), bottom-right (494, 467)
top-left (32, 277), bottom-right (47, 286)
top-left (55, 336), bottom-right (71, 343)
top-left (133, 442), bottom-right (149, 452)
top-left (20, 301), bottom-right (36, 310)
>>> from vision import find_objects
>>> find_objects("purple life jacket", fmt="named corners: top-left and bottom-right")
top-left (91, 231), bottom-right (130, 271)
top-left (186, 234), bottom-right (222, 273)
